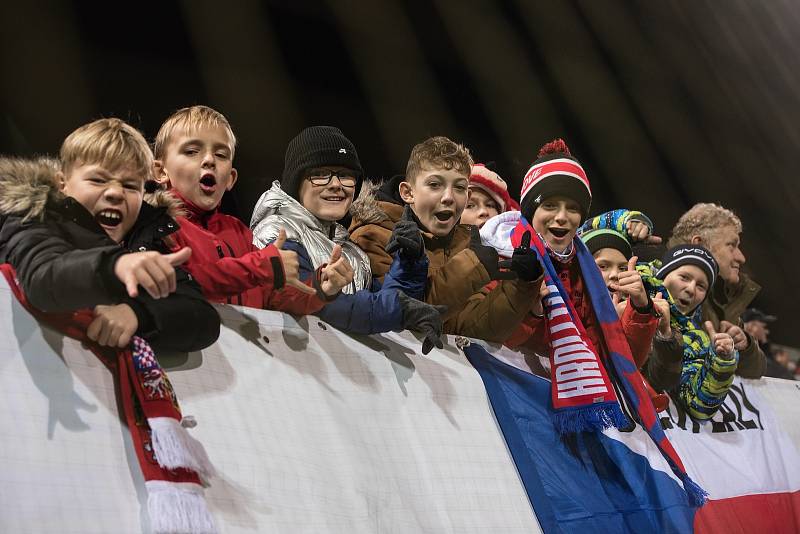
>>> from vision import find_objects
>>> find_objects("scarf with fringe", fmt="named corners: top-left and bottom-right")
top-left (509, 218), bottom-right (707, 506)
top-left (1, 264), bottom-right (218, 533)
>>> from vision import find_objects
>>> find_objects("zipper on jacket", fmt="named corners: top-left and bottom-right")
top-left (216, 244), bottom-right (233, 304)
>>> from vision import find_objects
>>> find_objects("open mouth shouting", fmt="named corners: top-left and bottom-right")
top-left (548, 227), bottom-right (570, 241)
top-left (433, 209), bottom-right (455, 224)
top-left (95, 208), bottom-right (124, 229)
top-left (199, 173), bottom-right (217, 194)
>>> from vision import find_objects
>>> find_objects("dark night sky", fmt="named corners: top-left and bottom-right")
top-left (2, 0), bottom-right (798, 344)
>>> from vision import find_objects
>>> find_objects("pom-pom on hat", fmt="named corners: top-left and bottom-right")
top-left (656, 245), bottom-right (719, 289)
top-left (581, 229), bottom-right (633, 260)
top-left (281, 126), bottom-right (364, 201)
top-left (519, 139), bottom-right (591, 221)
top-left (469, 164), bottom-right (520, 213)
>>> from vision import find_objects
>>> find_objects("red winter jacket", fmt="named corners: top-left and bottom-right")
top-left (169, 192), bottom-right (325, 314)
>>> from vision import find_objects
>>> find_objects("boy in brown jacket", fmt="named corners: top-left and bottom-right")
top-left (349, 136), bottom-right (542, 342)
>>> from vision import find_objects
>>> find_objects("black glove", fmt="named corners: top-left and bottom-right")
top-left (386, 205), bottom-right (425, 260)
top-left (397, 291), bottom-right (448, 355)
top-left (469, 226), bottom-right (516, 281)
top-left (498, 231), bottom-right (543, 281)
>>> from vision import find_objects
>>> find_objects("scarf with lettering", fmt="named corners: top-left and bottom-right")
top-left (1, 264), bottom-right (218, 533)
top-left (509, 219), bottom-right (707, 505)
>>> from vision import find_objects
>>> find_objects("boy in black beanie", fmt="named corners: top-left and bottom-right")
top-left (250, 126), bottom-right (447, 354)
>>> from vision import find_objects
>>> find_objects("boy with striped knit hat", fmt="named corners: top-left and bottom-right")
top-left (638, 245), bottom-right (739, 421)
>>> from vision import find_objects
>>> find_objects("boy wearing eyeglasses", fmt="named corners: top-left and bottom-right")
top-left (153, 106), bottom-right (351, 312)
top-left (249, 126), bottom-right (447, 354)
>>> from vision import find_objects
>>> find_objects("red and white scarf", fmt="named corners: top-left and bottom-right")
top-left (1, 264), bottom-right (218, 533)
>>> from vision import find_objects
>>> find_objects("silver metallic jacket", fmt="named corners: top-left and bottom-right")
top-left (250, 181), bottom-right (372, 294)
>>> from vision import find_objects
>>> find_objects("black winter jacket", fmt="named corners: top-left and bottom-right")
top-left (0, 157), bottom-right (220, 352)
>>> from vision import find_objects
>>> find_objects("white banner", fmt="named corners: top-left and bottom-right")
top-left (0, 277), bottom-right (540, 534)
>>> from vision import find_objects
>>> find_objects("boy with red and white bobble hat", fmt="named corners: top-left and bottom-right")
top-left (461, 164), bottom-right (519, 228)
top-left (496, 138), bottom-right (705, 503)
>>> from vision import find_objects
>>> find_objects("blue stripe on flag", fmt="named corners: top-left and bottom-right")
top-left (464, 343), bottom-right (696, 534)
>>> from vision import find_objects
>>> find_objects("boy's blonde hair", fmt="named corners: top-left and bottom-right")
top-left (154, 105), bottom-right (237, 160)
top-left (60, 118), bottom-right (153, 180)
top-left (668, 202), bottom-right (743, 248)
top-left (405, 136), bottom-right (473, 183)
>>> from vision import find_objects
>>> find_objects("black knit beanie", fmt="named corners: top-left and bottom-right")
top-left (581, 229), bottom-right (633, 259)
top-left (656, 245), bottom-right (719, 288)
top-left (519, 139), bottom-right (592, 221)
top-left (281, 126), bottom-right (364, 200)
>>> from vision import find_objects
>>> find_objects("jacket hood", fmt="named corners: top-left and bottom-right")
top-left (0, 156), bottom-right (183, 221)
top-left (349, 177), bottom-right (404, 225)
top-left (479, 211), bottom-right (522, 258)
top-left (0, 156), bottom-right (62, 222)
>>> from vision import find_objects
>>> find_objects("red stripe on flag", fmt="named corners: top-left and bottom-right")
top-left (695, 490), bottom-right (800, 534)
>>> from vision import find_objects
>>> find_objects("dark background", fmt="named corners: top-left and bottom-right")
top-left (2, 0), bottom-right (797, 343)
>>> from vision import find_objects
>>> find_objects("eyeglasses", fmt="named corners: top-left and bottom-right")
top-left (306, 170), bottom-right (357, 188)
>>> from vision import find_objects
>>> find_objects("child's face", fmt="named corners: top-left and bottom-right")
top-left (399, 167), bottom-right (469, 236)
top-left (461, 188), bottom-right (500, 228)
top-left (60, 163), bottom-right (144, 243)
top-left (663, 265), bottom-right (709, 315)
top-left (530, 196), bottom-right (581, 252)
top-left (593, 248), bottom-right (628, 292)
top-left (155, 125), bottom-right (237, 212)
top-left (298, 166), bottom-right (357, 221)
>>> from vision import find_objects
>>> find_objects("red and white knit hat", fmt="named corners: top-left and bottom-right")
top-left (469, 164), bottom-right (520, 213)
top-left (519, 139), bottom-right (591, 220)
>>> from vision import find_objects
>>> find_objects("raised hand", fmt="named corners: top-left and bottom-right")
top-left (626, 219), bottom-right (662, 244)
top-left (705, 321), bottom-right (736, 360)
top-left (319, 244), bottom-right (354, 297)
top-left (385, 205), bottom-right (425, 259)
top-left (469, 226), bottom-right (516, 281)
top-left (719, 320), bottom-right (748, 351)
top-left (652, 293), bottom-right (671, 336)
top-left (498, 231), bottom-right (543, 282)
top-left (114, 247), bottom-right (192, 299)
top-left (273, 228), bottom-right (317, 296)
top-left (608, 256), bottom-right (649, 308)
top-left (87, 303), bottom-right (139, 348)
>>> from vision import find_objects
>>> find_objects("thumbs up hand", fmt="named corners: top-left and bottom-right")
top-left (705, 321), bottom-right (736, 359)
top-left (274, 229), bottom-right (317, 296)
top-left (608, 256), bottom-right (649, 309)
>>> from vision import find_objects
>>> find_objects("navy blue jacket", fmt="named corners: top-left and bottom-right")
top-left (280, 240), bottom-right (428, 335)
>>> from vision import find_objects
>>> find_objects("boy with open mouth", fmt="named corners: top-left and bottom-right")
top-left (0, 118), bottom-right (220, 352)
top-left (637, 245), bottom-right (740, 422)
top-left (349, 136), bottom-right (544, 343)
top-left (153, 106), bottom-right (350, 313)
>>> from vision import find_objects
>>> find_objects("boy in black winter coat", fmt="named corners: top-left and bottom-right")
top-left (0, 118), bottom-right (220, 352)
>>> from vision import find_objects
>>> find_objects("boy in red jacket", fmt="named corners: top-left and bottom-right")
top-left (153, 106), bottom-right (351, 312)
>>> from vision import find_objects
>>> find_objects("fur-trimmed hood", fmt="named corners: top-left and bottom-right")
top-left (349, 176), bottom-right (404, 226)
top-left (0, 156), bottom-right (183, 222)
top-left (0, 156), bottom-right (62, 222)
